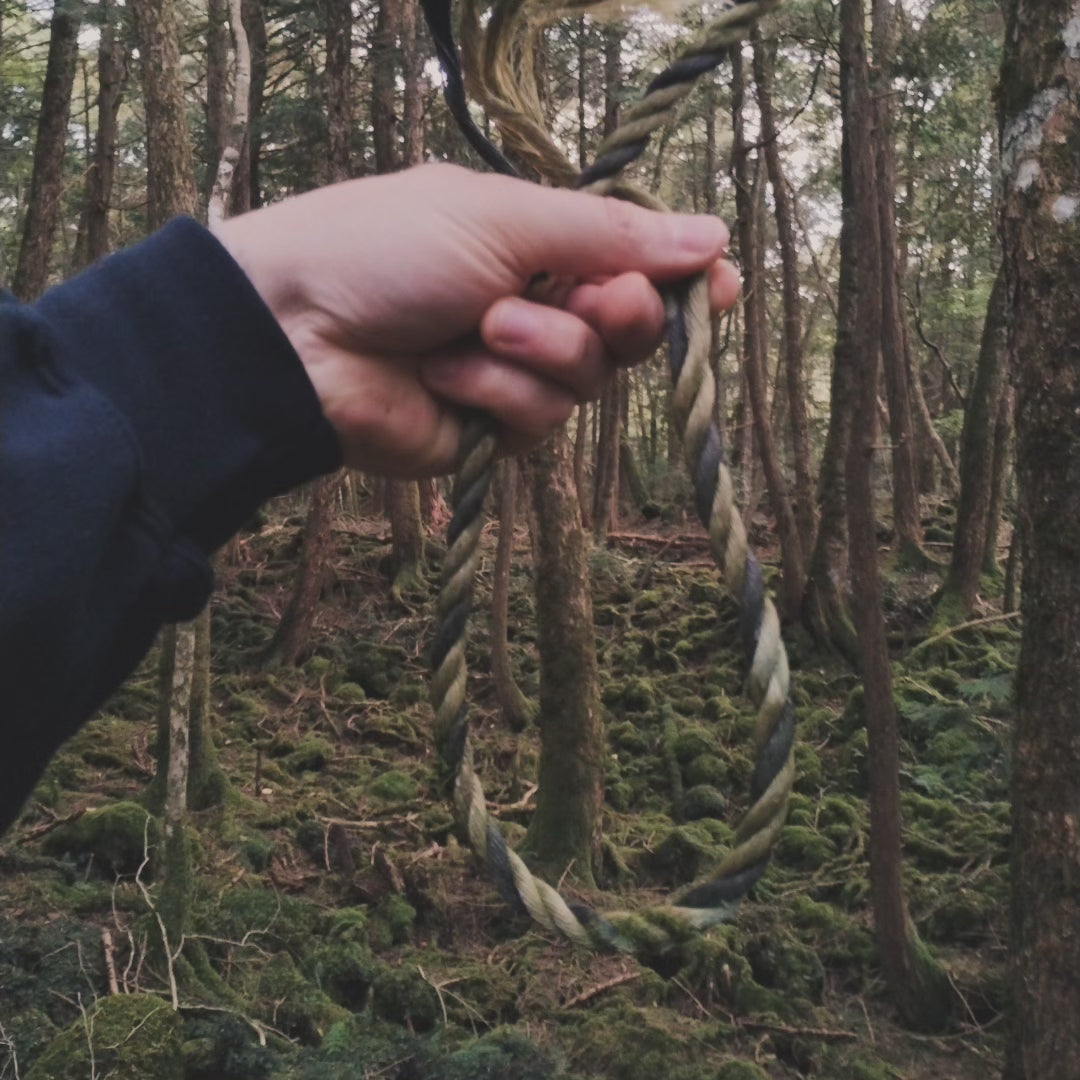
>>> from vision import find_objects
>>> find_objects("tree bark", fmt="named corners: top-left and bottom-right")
top-left (13, 0), bottom-right (83, 299)
top-left (983, 382), bottom-right (1013, 576)
top-left (132, 0), bottom-right (199, 230)
top-left (204, 0), bottom-right (230, 206)
top-left (842, 0), bottom-right (953, 1031)
top-left (325, 0), bottom-right (353, 184)
top-left (74, 0), bottom-right (124, 270)
top-left (999, 1), bottom-right (1080, 1073)
top-left (937, 269), bottom-right (1007, 622)
top-left (523, 433), bottom-right (604, 884)
top-left (731, 48), bottom-right (805, 618)
top-left (372, 0), bottom-right (400, 174)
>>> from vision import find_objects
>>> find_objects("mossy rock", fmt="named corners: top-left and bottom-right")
top-left (605, 676), bottom-right (658, 714)
top-left (672, 694), bottom-right (707, 717)
top-left (565, 1002), bottom-right (701, 1080)
top-left (257, 953), bottom-right (349, 1044)
top-left (714, 1062), bottom-right (770, 1080)
top-left (609, 721), bottom-right (650, 755)
top-left (368, 769), bottom-right (416, 802)
top-left (26, 993), bottom-right (181, 1080)
top-left (43, 802), bottom-right (160, 875)
top-left (287, 737), bottom-right (335, 774)
top-left (745, 933), bottom-right (826, 1003)
top-left (670, 725), bottom-right (718, 764)
top-left (680, 784), bottom-right (728, 821)
top-left (210, 888), bottom-right (319, 957)
top-left (370, 967), bottom-right (440, 1033)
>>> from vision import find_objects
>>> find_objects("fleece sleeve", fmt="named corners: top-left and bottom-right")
top-left (0, 218), bottom-right (342, 830)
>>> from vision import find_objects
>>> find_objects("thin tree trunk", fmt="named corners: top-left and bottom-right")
top-left (491, 460), bottom-right (534, 731)
top-left (372, 0), bottom-right (400, 174)
top-left (264, 478), bottom-right (337, 666)
top-left (523, 433), bottom-right (603, 885)
top-left (842, 0), bottom-right (953, 1030)
top-left (801, 98), bottom-right (858, 663)
top-left (233, 0), bottom-right (266, 212)
top-left (983, 383), bottom-right (1013, 576)
top-left (937, 269), bottom-right (1007, 622)
top-left (731, 48), bottom-right (805, 618)
top-left (326, 0), bottom-right (354, 184)
top-left (593, 376), bottom-right (621, 542)
top-left (999, 1), bottom-right (1080, 1072)
top-left (752, 28), bottom-right (815, 547)
top-left (870, 0), bottom-right (923, 564)
top-left (13, 0), bottom-right (83, 299)
top-left (204, 0), bottom-right (230, 206)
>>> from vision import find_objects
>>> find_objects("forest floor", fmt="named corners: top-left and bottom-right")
top-left (0, 489), bottom-right (1017, 1080)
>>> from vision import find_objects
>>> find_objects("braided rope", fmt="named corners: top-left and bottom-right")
top-left (426, 0), bottom-right (794, 958)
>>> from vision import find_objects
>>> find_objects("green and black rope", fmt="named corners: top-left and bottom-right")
top-left (423, 0), bottom-right (794, 956)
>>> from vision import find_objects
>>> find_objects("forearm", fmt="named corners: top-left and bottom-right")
top-left (0, 219), bottom-right (340, 830)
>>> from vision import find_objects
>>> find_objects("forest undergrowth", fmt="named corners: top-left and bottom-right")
top-left (0, 493), bottom-right (1016, 1080)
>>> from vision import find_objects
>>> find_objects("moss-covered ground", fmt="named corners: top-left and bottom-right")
top-left (0, 493), bottom-right (1015, 1079)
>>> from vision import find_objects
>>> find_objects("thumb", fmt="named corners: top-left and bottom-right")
top-left (486, 178), bottom-right (730, 282)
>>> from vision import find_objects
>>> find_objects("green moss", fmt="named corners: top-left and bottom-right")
top-left (438, 1028), bottom-right (558, 1080)
top-left (671, 726), bottom-right (718, 764)
top-left (257, 954), bottom-right (349, 1044)
top-left (775, 825), bottom-right (838, 871)
top-left (334, 682), bottom-right (367, 704)
top-left (610, 721), bottom-right (650, 755)
top-left (287, 737), bottom-right (335, 774)
top-left (26, 993), bottom-right (181, 1080)
top-left (642, 824), bottom-right (718, 886)
top-left (307, 942), bottom-right (382, 1010)
top-left (44, 801), bottom-right (159, 875)
top-left (368, 770), bottom-right (417, 801)
top-left (685, 753), bottom-right (728, 787)
top-left (2, 1008), bottom-right (56, 1065)
top-left (373, 894), bottom-right (416, 945)
top-left (714, 1062), bottom-right (770, 1080)
top-left (370, 968), bottom-right (440, 1033)
top-left (680, 785), bottom-right (728, 821)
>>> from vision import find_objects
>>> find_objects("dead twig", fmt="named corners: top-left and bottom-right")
top-left (102, 930), bottom-right (120, 995)
top-left (561, 971), bottom-right (642, 1008)
top-left (908, 611), bottom-right (1021, 658)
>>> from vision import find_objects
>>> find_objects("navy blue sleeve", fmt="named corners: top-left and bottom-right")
top-left (0, 218), bottom-right (342, 830)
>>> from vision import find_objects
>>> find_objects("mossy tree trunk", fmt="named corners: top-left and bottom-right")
top-left (982, 383), bottom-right (1013, 576)
top-left (999, 2), bottom-right (1080, 1073)
top-left (12, 0), bottom-right (82, 299)
top-left (523, 432), bottom-right (604, 885)
top-left (936, 269), bottom-right (1007, 623)
top-left (731, 48), bottom-right (805, 619)
top-left (841, 0), bottom-right (955, 1031)
top-left (593, 377), bottom-right (621, 542)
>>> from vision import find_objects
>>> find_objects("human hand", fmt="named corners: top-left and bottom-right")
top-left (214, 164), bottom-right (740, 477)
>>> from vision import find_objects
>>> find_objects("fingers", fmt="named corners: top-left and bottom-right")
top-left (709, 258), bottom-right (742, 313)
top-left (419, 348), bottom-right (579, 441)
top-left (474, 172), bottom-right (730, 283)
top-left (565, 272), bottom-right (667, 367)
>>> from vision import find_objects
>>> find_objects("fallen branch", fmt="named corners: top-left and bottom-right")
top-left (739, 1018), bottom-right (857, 1041)
top-left (606, 531), bottom-right (709, 549)
top-left (102, 930), bottom-right (119, 996)
top-left (561, 971), bottom-right (641, 1008)
top-left (908, 611), bottom-right (1021, 658)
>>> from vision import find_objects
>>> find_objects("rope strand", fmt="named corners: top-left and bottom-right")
top-left (424, 0), bottom-right (793, 961)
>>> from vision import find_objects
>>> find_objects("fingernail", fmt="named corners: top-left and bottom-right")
top-left (671, 215), bottom-right (729, 256)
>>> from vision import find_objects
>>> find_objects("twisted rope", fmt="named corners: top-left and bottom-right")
top-left (425, 0), bottom-right (794, 958)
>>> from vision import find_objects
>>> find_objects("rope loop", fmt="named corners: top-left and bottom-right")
top-left (423, 0), bottom-right (794, 961)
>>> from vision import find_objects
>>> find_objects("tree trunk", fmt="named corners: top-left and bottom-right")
top-left (999, 2), bottom-right (1080, 1072)
top-left (233, 0), bottom-right (267, 212)
top-left (936, 269), bottom-right (1007, 623)
top-left (983, 383), bottom-right (1013, 577)
top-left (752, 28), bottom-right (815, 547)
top-left (187, 602), bottom-right (226, 809)
top-left (841, 0), bottom-right (953, 1031)
top-left (264, 477), bottom-right (337, 667)
top-left (74, 0), bottom-right (124, 270)
top-left (573, 405), bottom-right (592, 529)
top-left (388, 479), bottom-right (425, 596)
top-left (132, 0), bottom-right (198, 230)
top-left (204, 0), bottom-right (230, 206)
top-left (731, 48), bottom-right (805, 618)
top-left (523, 433), bottom-right (604, 884)
top-left (869, 0), bottom-right (923, 565)
top-left (593, 376), bottom-right (621, 542)
top-left (801, 90), bottom-right (858, 663)
top-left (400, 0), bottom-right (423, 167)
top-left (325, 0), bottom-right (353, 184)
top-left (491, 460), bottom-right (535, 731)
top-left (13, 0), bottom-right (82, 299)
top-left (372, 0), bottom-right (400, 174)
